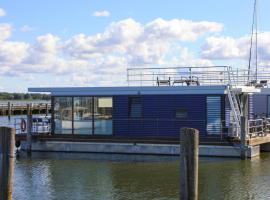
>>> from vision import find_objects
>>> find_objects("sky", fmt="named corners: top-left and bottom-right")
top-left (0, 0), bottom-right (270, 92)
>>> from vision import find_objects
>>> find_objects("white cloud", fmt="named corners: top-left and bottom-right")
top-left (0, 18), bottom-right (223, 86)
top-left (21, 25), bottom-right (35, 32)
top-left (0, 41), bottom-right (29, 64)
top-left (0, 8), bottom-right (6, 17)
top-left (144, 18), bottom-right (223, 42)
top-left (64, 18), bottom-right (222, 64)
top-left (93, 10), bottom-right (110, 17)
top-left (34, 34), bottom-right (60, 53)
top-left (170, 47), bottom-right (213, 67)
top-left (0, 23), bottom-right (12, 41)
top-left (63, 18), bottom-right (143, 58)
top-left (201, 33), bottom-right (270, 62)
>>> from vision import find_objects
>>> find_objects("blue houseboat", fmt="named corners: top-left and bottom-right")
top-left (24, 66), bottom-right (270, 157)
top-left (29, 86), bottom-right (228, 138)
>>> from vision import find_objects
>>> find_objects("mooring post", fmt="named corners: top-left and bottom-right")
top-left (7, 102), bottom-right (11, 121)
top-left (0, 127), bottom-right (15, 200)
top-left (26, 103), bottom-right (32, 154)
top-left (180, 127), bottom-right (199, 200)
top-left (240, 116), bottom-right (247, 159)
top-left (45, 103), bottom-right (48, 116)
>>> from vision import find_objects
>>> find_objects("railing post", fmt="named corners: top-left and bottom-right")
top-left (180, 127), bottom-right (199, 200)
top-left (0, 127), bottom-right (15, 200)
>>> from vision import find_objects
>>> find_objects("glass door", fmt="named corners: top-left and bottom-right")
top-left (73, 97), bottom-right (93, 134)
top-left (53, 97), bottom-right (73, 134)
top-left (93, 97), bottom-right (113, 135)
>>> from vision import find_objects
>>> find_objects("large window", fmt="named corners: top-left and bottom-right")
top-left (129, 97), bottom-right (142, 118)
top-left (54, 97), bottom-right (73, 134)
top-left (94, 97), bottom-right (113, 135)
top-left (53, 96), bottom-right (112, 135)
top-left (73, 97), bottom-right (93, 134)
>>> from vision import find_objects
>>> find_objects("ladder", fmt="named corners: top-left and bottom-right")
top-left (227, 85), bottom-right (241, 137)
top-left (227, 67), bottom-right (242, 137)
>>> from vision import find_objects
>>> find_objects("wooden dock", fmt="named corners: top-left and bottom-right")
top-left (0, 102), bottom-right (51, 116)
top-left (247, 134), bottom-right (270, 146)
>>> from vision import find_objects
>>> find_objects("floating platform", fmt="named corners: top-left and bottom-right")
top-left (18, 136), bottom-right (260, 158)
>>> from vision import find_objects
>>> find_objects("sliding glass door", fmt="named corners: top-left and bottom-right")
top-left (73, 97), bottom-right (93, 134)
top-left (94, 97), bottom-right (113, 135)
top-left (53, 96), bottom-right (112, 135)
top-left (53, 97), bottom-right (73, 134)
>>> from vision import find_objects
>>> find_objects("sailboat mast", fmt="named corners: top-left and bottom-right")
top-left (247, 0), bottom-right (258, 83)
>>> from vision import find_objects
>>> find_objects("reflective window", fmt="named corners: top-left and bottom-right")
top-left (129, 97), bottom-right (142, 118)
top-left (73, 97), bottom-right (93, 134)
top-left (53, 96), bottom-right (113, 135)
top-left (176, 108), bottom-right (188, 119)
top-left (54, 97), bottom-right (73, 134)
top-left (94, 97), bottom-right (113, 135)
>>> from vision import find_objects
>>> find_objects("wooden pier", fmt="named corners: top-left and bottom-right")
top-left (247, 134), bottom-right (270, 146)
top-left (0, 102), bottom-right (51, 116)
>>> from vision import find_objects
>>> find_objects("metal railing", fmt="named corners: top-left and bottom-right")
top-left (0, 102), bottom-right (51, 108)
top-left (248, 119), bottom-right (264, 137)
top-left (127, 66), bottom-right (232, 86)
top-left (265, 118), bottom-right (270, 134)
top-left (7, 117), bottom-right (51, 134)
top-left (127, 65), bottom-right (270, 87)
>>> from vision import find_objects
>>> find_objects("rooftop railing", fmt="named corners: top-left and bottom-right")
top-left (127, 65), bottom-right (270, 87)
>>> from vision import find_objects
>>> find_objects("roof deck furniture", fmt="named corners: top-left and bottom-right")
top-left (157, 77), bottom-right (171, 86)
top-left (172, 77), bottom-right (186, 86)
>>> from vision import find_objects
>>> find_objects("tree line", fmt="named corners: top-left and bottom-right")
top-left (0, 92), bottom-right (50, 101)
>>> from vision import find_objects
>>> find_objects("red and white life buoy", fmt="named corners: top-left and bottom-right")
top-left (21, 119), bottom-right (26, 132)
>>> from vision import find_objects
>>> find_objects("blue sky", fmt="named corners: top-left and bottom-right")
top-left (0, 0), bottom-right (270, 92)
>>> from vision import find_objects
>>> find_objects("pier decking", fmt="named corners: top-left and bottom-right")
top-left (247, 134), bottom-right (270, 146)
top-left (0, 102), bottom-right (51, 116)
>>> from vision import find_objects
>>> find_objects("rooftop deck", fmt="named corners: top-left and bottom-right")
top-left (127, 65), bottom-right (270, 88)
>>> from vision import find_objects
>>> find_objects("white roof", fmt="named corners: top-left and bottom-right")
top-left (256, 88), bottom-right (270, 94)
top-left (28, 86), bottom-right (227, 96)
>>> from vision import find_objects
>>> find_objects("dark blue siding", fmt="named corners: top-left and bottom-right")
top-left (113, 94), bottom-right (209, 138)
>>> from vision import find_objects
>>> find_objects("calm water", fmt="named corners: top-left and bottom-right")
top-left (3, 115), bottom-right (270, 200)
top-left (12, 152), bottom-right (270, 200)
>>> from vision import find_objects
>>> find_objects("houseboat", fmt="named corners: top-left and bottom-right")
top-left (20, 66), bottom-right (270, 158)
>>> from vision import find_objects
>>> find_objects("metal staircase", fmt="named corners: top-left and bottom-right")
top-left (227, 67), bottom-right (242, 138)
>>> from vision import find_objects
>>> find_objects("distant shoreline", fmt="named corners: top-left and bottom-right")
top-left (0, 100), bottom-right (50, 103)
top-left (0, 92), bottom-right (50, 101)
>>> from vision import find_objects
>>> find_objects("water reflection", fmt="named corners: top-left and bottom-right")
top-left (13, 152), bottom-right (270, 200)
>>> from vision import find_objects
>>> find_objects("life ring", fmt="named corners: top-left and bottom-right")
top-left (21, 119), bottom-right (26, 132)
top-left (15, 140), bottom-right (21, 148)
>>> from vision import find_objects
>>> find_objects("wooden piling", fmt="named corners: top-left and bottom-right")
top-left (7, 102), bottom-right (11, 121)
top-left (0, 127), bottom-right (15, 200)
top-left (45, 103), bottom-right (48, 116)
top-left (180, 127), bottom-right (199, 200)
top-left (26, 104), bottom-right (32, 154)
